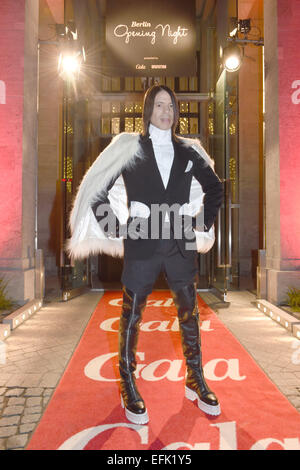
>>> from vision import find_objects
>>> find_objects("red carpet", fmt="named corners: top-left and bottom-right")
top-left (27, 291), bottom-right (300, 450)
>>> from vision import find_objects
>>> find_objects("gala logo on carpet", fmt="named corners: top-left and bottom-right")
top-left (57, 420), bottom-right (300, 451)
top-left (99, 315), bottom-right (214, 333)
top-left (108, 297), bottom-right (176, 307)
top-left (84, 351), bottom-right (247, 383)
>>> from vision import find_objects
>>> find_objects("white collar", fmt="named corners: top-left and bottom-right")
top-left (149, 123), bottom-right (172, 144)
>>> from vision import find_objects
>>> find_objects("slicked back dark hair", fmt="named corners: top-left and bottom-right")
top-left (142, 85), bottom-right (179, 139)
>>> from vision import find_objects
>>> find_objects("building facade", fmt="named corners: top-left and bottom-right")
top-left (0, 0), bottom-right (299, 307)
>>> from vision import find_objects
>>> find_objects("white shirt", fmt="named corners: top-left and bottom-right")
top-left (149, 123), bottom-right (174, 189)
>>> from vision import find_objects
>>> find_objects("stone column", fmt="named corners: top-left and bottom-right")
top-left (37, 0), bottom-right (64, 295)
top-left (0, 0), bottom-right (39, 303)
top-left (264, 0), bottom-right (300, 304)
top-left (238, 0), bottom-right (264, 289)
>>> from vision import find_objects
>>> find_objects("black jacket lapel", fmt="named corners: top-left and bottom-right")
top-left (139, 136), bottom-right (167, 195)
top-left (166, 139), bottom-right (190, 195)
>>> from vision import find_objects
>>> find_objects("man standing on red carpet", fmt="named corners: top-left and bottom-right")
top-left (68, 85), bottom-right (223, 425)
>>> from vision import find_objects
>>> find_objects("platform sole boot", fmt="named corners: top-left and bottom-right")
top-left (172, 284), bottom-right (221, 417)
top-left (118, 286), bottom-right (149, 425)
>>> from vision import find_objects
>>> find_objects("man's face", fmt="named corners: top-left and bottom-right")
top-left (150, 90), bottom-right (174, 131)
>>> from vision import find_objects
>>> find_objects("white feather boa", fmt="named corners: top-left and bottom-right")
top-left (67, 132), bottom-right (215, 259)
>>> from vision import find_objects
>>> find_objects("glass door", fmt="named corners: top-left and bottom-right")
top-left (209, 69), bottom-right (240, 300)
top-left (60, 85), bottom-right (91, 300)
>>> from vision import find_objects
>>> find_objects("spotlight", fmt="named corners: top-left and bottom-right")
top-left (57, 20), bottom-right (86, 82)
top-left (58, 46), bottom-right (85, 81)
top-left (223, 43), bottom-right (243, 72)
top-left (59, 53), bottom-right (81, 78)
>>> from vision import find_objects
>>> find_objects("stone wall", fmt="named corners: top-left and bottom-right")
top-left (0, 0), bottom-right (39, 303)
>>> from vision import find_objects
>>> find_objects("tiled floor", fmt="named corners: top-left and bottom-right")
top-left (215, 291), bottom-right (300, 410)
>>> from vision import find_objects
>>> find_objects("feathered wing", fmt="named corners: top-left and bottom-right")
top-left (67, 133), bottom-right (140, 259)
top-left (69, 132), bottom-right (140, 232)
top-left (179, 135), bottom-right (215, 168)
top-left (67, 133), bottom-right (216, 259)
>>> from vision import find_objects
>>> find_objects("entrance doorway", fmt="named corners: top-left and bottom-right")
top-left (60, 76), bottom-right (240, 300)
top-left (59, 0), bottom-right (242, 300)
top-left (84, 76), bottom-right (223, 292)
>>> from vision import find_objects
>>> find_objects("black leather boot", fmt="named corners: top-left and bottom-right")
top-left (172, 284), bottom-right (221, 416)
top-left (118, 286), bottom-right (149, 424)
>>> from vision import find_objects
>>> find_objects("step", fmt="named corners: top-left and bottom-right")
top-left (256, 299), bottom-right (300, 339)
top-left (2, 299), bottom-right (43, 330)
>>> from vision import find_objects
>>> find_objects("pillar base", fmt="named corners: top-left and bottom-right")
top-left (257, 250), bottom-right (267, 299)
top-left (266, 269), bottom-right (300, 305)
top-left (0, 259), bottom-right (36, 304)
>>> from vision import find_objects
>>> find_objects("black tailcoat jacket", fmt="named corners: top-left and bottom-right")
top-left (67, 132), bottom-right (223, 261)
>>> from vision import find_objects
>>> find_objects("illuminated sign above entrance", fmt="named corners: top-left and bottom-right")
top-left (106, 0), bottom-right (196, 76)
